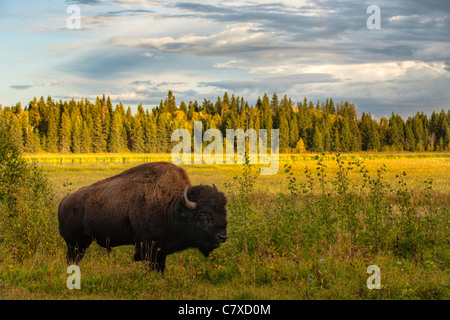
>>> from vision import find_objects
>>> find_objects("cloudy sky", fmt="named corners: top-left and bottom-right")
top-left (1, 0), bottom-right (449, 118)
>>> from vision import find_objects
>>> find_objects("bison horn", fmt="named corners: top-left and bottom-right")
top-left (213, 184), bottom-right (217, 190)
top-left (182, 185), bottom-right (197, 210)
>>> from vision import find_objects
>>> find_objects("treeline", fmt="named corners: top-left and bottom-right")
top-left (0, 91), bottom-right (449, 154)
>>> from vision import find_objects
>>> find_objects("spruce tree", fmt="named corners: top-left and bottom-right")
top-left (165, 90), bottom-right (177, 113)
top-left (80, 120), bottom-right (92, 153)
top-left (58, 107), bottom-right (72, 153)
top-left (296, 138), bottom-right (306, 153)
top-left (109, 109), bottom-right (125, 153)
top-left (143, 113), bottom-right (156, 153)
top-left (130, 116), bottom-right (144, 153)
top-left (179, 101), bottom-right (187, 114)
top-left (278, 108), bottom-right (290, 151)
top-left (405, 122), bottom-right (416, 151)
top-left (412, 113), bottom-right (424, 151)
top-left (312, 125), bottom-right (323, 152)
top-left (437, 110), bottom-right (450, 150)
top-left (45, 109), bottom-right (58, 153)
top-left (340, 117), bottom-right (352, 152)
top-left (91, 111), bottom-right (106, 153)
top-left (71, 113), bottom-right (82, 153)
top-left (156, 114), bottom-right (169, 153)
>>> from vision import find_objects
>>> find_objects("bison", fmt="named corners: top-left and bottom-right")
top-left (58, 162), bottom-right (228, 272)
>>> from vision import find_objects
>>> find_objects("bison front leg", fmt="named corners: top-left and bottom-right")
top-left (134, 241), bottom-right (167, 273)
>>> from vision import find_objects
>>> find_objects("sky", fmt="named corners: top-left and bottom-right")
top-left (0, 0), bottom-right (449, 119)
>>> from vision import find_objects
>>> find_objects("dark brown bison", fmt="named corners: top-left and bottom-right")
top-left (58, 162), bottom-right (228, 272)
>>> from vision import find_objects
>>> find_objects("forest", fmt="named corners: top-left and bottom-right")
top-left (0, 91), bottom-right (449, 154)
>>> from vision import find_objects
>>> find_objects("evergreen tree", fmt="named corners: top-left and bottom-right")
top-left (437, 110), bottom-right (450, 150)
top-left (91, 111), bottom-right (106, 153)
top-left (222, 92), bottom-right (230, 117)
top-left (102, 96), bottom-right (113, 149)
top-left (278, 108), bottom-right (290, 151)
top-left (404, 118), bottom-right (416, 151)
top-left (260, 93), bottom-right (272, 147)
top-left (109, 108), bottom-right (125, 153)
top-left (165, 90), bottom-right (177, 113)
top-left (187, 101), bottom-right (195, 120)
top-left (71, 113), bottom-right (82, 153)
top-left (312, 125), bottom-right (323, 152)
top-left (58, 107), bottom-right (72, 153)
top-left (28, 97), bottom-right (40, 130)
top-left (130, 116), bottom-right (144, 153)
top-left (379, 116), bottom-right (389, 150)
top-left (80, 120), bottom-right (92, 153)
top-left (328, 98), bottom-right (336, 114)
top-left (412, 113), bottom-right (424, 151)
top-left (296, 138), bottom-right (306, 153)
top-left (388, 112), bottom-right (405, 151)
top-left (370, 120), bottom-right (381, 151)
top-left (143, 113), bottom-right (157, 153)
top-left (179, 101), bottom-right (187, 114)
top-left (1, 92), bottom-right (448, 155)
top-left (156, 113), bottom-right (169, 153)
top-left (45, 109), bottom-right (58, 153)
top-left (289, 112), bottom-right (299, 148)
top-left (125, 106), bottom-right (133, 151)
top-left (261, 93), bottom-right (272, 130)
top-left (360, 112), bottom-right (372, 151)
top-left (270, 93), bottom-right (279, 113)
top-left (332, 125), bottom-right (340, 151)
top-left (340, 117), bottom-right (352, 152)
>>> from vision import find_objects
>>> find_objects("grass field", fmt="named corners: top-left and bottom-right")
top-left (25, 152), bottom-right (450, 199)
top-left (1, 153), bottom-right (449, 299)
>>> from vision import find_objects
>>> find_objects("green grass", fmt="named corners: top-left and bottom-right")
top-left (31, 152), bottom-right (450, 201)
top-left (1, 153), bottom-right (449, 300)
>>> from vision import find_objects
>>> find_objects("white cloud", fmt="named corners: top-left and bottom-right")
top-left (388, 15), bottom-right (409, 22)
top-left (297, 61), bottom-right (448, 83)
top-left (109, 22), bottom-right (278, 56)
top-left (135, 85), bottom-right (147, 92)
top-left (33, 79), bottom-right (65, 87)
top-left (412, 43), bottom-right (450, 61)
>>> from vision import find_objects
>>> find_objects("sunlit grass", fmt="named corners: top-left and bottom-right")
top-left (30, 152), bottom-right (450, 200)
top-left (1, 152), bottom-right (448, 300)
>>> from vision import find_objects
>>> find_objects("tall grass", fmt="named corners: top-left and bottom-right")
top-left (1, 146), bottom-right (449, 299)
top-left (227, 153), bottom-right (449, 259)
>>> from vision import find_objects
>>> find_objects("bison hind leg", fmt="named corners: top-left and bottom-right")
top-left (134, 242), bottom-right (167, 273)
top-left (65, 236), bottom-right (92, 264)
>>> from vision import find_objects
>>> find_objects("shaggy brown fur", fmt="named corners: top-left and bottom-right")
top-left (58, 162), bottom-right (227, 272)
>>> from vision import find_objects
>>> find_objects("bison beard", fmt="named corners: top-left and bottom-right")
top-left (58, 162), bottom-right (228, 272)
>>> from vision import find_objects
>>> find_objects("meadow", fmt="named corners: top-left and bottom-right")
top-left (0, 152), bottom-right (449, 300)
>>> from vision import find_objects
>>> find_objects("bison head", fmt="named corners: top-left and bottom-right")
top-left (178, 184), bottom-right (228, 257)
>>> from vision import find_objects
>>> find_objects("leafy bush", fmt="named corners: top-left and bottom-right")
top-left (224, 154), bottom-right (260, 253)
top-left (0, 120), bottom-right (59, 261)
top-left (225, 152), bottom-right (448, 261)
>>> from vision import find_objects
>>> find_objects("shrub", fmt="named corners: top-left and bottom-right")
top-left (225, 152), bottom-right (448, 263)
top-left (0, 120), bottom-right (59, 261)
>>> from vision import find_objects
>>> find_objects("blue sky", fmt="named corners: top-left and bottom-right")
top-left (1, 0), bottom-right (449, 118)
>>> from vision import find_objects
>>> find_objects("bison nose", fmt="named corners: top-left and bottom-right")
top-left (217, 233), bottom-right (228, 243)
